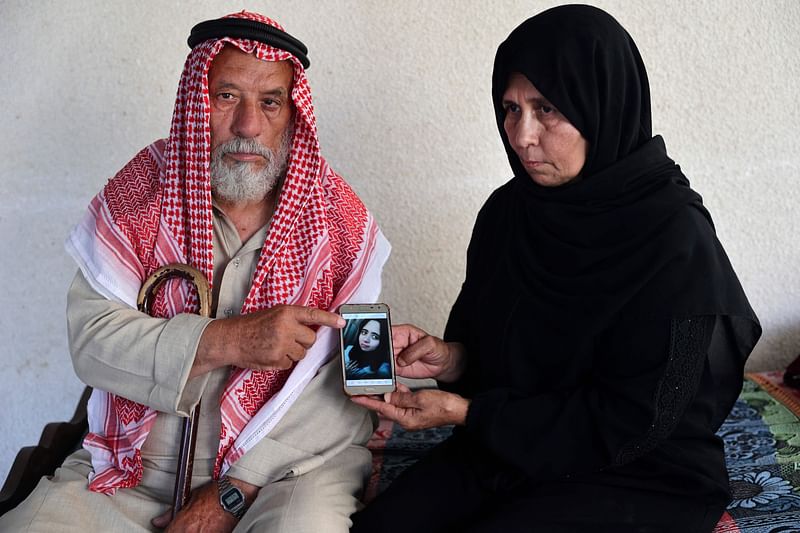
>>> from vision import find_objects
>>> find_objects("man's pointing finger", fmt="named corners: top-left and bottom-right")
top-left (299, 306), bottom-right (345, 329)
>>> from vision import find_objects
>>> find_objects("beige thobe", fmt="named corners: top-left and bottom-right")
top-left (0, 205), bottom-right (375, 532)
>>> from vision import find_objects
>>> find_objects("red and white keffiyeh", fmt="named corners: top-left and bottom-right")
top-left (65, 11), bottom-right (390, 494)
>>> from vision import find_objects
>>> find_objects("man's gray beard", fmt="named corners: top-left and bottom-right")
top-left (210, 130), bottom-right (292, 203)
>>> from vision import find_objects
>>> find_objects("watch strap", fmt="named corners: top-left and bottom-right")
top-left (217, 475), bottom-right (247, 519)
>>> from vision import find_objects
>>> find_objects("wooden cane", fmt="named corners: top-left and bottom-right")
top-left (137, 263), bottom-right (211, 518)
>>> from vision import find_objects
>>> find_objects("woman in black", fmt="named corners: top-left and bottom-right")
top-left (351, 5), bottom-right (760, 533)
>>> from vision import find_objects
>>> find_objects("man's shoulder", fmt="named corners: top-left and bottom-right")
top-left (105, 139), bottom-right (166, 190)
top-left (102, 140), bottom-right (166, 245)
top-left (104, 140), bottom-right (166, 201)
top-left (319, 160), bottom-right (367, 219)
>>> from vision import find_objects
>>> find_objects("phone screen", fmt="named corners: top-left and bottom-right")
top-left (339, 305), bottom-right (395, 394)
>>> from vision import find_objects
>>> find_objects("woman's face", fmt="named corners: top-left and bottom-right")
top-left (358, 320), bottom-right (381, 352)
top-left (502, 72), bottom-right (589, 187)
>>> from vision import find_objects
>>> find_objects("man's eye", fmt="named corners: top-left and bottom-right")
top-left (219, 93), bottom-right (234, 100)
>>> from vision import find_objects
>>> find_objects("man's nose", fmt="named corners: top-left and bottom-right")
top-left (232, 101), bottom-right (262, 139)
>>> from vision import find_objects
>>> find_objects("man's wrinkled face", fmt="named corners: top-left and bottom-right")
top-left (207, 46), bottom-right (295, 202)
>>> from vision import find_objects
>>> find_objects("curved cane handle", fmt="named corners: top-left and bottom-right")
top-left (136, 262), bottom-right (211, 516)
top-left (136, 263), bottom-right (211, 318)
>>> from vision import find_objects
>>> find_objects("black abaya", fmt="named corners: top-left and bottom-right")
top-left (352, 5), bottom-right (759, 532)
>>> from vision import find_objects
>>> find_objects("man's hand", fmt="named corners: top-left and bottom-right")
top-left (351, 383), bottom-right (470, 430)
top-left (151, 478), bottom-right (258, 532)
top-left (392, 324), bottom-right (466, 382)
top-left (192, 305), bottom-right (345, 378)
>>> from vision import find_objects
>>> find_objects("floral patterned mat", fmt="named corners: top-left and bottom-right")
top-left (714, 371), bottom-right (800, 532)
top-left (365, 371), bottom-right (800, 531)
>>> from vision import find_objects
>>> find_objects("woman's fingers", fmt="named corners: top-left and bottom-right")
top-left (397, 336), bottom-right (447, 367)
top-left (353, 388), bottom-right (468, 429)
top-left (351, 394), bottom-right (401, 420)
top-left (391, 324), bottom-right (428, 355)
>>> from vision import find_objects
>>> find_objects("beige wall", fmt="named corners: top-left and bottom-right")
top-left (1, 0), bottom-right (798, 482)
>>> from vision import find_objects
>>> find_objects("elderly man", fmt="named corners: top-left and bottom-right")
top-left (0, 11), bottom-right (389, 533)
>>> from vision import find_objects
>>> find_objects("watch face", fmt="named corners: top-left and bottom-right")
top-left (222, 487), bottom-right (244, 508)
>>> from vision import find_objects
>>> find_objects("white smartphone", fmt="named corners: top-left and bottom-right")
top-left (339, 303), bottom-right (396, 395)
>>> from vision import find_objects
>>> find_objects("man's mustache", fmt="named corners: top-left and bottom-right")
top-left (215, 137), bottom-right (273, 159)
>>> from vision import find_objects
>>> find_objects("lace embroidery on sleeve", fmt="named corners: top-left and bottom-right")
top-left (614, 316), bottom-right (711, 466)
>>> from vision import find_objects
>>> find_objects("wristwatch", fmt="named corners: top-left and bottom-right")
top-left (217, 475), bottom-right (247, 519)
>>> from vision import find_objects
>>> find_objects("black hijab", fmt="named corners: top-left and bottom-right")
top-left (449, 5), bottom-right (759, 425)
top-left (493, 4), bottom-right (651, 178)
top-left (488, 4), bottom-right (757, 323)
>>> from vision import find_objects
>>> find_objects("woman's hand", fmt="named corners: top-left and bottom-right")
top-left (391, 324), bottom-right (466, 382)
top-left (351, 383), bottom-right (470, 430)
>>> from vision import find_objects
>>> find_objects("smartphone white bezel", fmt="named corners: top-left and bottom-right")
top-left (339, 303), bottom-right (396, 395)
